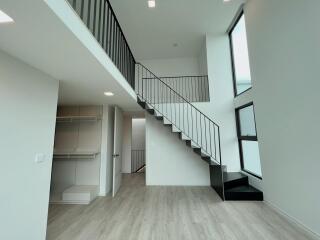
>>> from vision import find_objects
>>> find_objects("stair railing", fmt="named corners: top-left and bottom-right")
top-left (136, 63), bottom-right (222, 165)
top-left (160, 75), bottom-right (210, 102)
top-left (143, 75), bottom-right (210, 102)
top-left (131, 149), bottom-right (145, 173)
top-left (68, 0), bottom-right (136, 88)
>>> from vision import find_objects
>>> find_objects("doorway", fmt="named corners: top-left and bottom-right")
top-left (131, 118), bottom-right (146, 173)
top-left (121, 113), bottom-right (146, 186)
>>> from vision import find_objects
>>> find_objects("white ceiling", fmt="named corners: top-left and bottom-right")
top-left (0, 0), bottom-right (140, 110)
top-left (110, 0), bottom-right (244, 60)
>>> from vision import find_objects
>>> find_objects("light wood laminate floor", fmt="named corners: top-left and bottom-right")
top-left (47, 173), bottom-right (312, 240)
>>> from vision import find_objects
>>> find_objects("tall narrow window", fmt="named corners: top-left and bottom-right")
top-left (236, 103), bottom-right (262, 178)
top-left (229, 12), bottom-right (252, 96)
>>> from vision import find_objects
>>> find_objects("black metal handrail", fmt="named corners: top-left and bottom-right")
top-left (68, 0), bottom-right (136, 88)
top-left (131, 149), bottom-right (145, 173)
top-left (160, 75), bottom-right (210, 102)
top-left (142, 75), bottom-right (210, 102)
top-left (136, 63), bottom-right (222, 165)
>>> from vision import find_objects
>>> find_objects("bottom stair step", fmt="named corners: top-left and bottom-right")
top-left (224, 185), bottom-right (263, 201)
top-left (147, 109), bottom-right (155, 115)
top-left (223, 172), bottom-right (248, 189)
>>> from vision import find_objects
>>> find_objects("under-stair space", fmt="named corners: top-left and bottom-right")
top-left (122, 115), bottom-right (146, 174)
top-left (50, 106), bottom-right (103, 204)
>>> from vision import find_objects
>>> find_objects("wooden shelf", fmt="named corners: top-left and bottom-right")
top-left (56, 115), bottom-right (102, 123)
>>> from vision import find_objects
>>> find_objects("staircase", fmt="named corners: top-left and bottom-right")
top-left (136, 63), bottom-right (263, 201)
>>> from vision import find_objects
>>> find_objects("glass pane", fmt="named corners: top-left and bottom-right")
top-left (230, 15), bottom-right (252, 95)
top-left (238, 105), bottom-right (256, 136)
top-left (241, 140), bottom-right (262, 177)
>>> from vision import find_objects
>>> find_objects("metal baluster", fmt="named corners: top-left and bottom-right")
top-left (80, 0), bottom-right (84, 19)
top-left (87, 0), bottom-right (91, 28)
top-left (98, 0), bottom-right (102, 42)
top-left (200, 114), bottom-right (202, 148)
top-left (93, 0), bottom-right (97, 36)
top-left (196, 111), bottom-right (198, 145)
top-left (209, 122), bottom-right (212, 158)
top-left (191, 106), bottom-right (194, 141)
top-left (218, 127), bottom-right (222, 165)
top-left (102, 0), bottom-right (106, 49)
top-left (112, 17), bottom-right (115, 62)
top-left (187, 100), bottom-right (189, 136)
top-left (204, 117), bottom-right (207, 153)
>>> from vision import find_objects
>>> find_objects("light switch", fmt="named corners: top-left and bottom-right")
top-left (35, 153), bottom-right (46, 163)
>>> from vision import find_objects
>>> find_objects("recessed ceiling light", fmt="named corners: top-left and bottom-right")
top-left (148, 0), bottom-right (155, 8)
top-left (223, 0), bottom-right (232, 2)
top-left (0, 10), bottom-right (14, 23)
top-left (104, 91), bottom-right (114, 96)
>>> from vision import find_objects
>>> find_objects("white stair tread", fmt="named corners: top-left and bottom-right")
top-left (171, 126), bottom-right (181, 132)
top-left (180, 133), bottom-right (190, 140)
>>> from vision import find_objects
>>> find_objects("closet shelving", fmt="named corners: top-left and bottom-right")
top-left (56, 115), bottom-right (101, 123)
top-left (53, 149), bottom-right (100, 160)
top-left (50, 106), bottom-right (103, 205)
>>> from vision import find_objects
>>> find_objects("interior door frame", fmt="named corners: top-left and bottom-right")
top-left (112, 106), bottom-right (123, 197)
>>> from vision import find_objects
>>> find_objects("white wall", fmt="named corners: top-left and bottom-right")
top-left (244, 0), bottom-right (320, 236)
top-left (146, 114), bottom-right (210, 186)
top-left (198, 40), bottom-right (208, 75)
top-left (140, 57), bottom-right (200, 76)
top-left (0, 50), bottom-right (59, 240)
top-left (122, 116), bottom-right (132, 173)
top-left (198, 34), bottom-right (240, 171)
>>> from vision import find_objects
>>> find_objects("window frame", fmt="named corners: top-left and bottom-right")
top-left (235, 102), bottom-right (262, 179)
top-left (228, 9), bottom-right (252, 97)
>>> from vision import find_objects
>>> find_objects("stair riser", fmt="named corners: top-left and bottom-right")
top-left (138, 102), bottom-right (146, 109)
top-left (224, 177), bottom-right (249, 190)
top-left (225, 192), bottom-right (263, 201)
top-left (193, 148), bottom-right (201, 155)
top-left (201, 157), bottom-right (211, 164)
top-left (147, 109), bottom-right (155, 115)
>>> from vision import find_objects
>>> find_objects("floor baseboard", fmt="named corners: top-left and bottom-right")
top-left (264, 200), bottom-right (320, 240)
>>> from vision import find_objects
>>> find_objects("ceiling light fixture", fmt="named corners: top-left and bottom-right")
top-left (104, 91), bottom-right (114, 96)
top-left (223, 0), bottom-right (232, 2)
top-left (148, 0), bottom-right (156, 8)
top-left (0, 10), bottom-right (14, 23)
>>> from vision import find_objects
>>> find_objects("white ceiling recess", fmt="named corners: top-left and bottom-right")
top-left (0, 0), bottom-right (139, 111)
top-left (110, 0), bottom-right (244, 60)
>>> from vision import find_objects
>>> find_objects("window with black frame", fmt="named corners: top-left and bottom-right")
top-left (229, 11), bottom-right (252, 96)
top-left (235, 103), bottom-right (262, 178)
